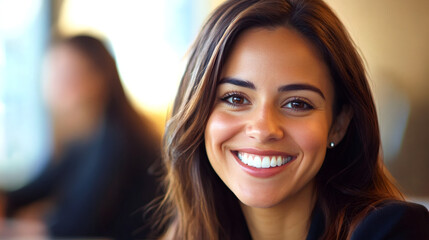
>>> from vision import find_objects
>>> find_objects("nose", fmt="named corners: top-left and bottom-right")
top-left (245, 105), bottom-right (284, 142)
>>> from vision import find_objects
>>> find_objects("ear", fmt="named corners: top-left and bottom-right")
top-left (328, 105), bottom-right (353, 148)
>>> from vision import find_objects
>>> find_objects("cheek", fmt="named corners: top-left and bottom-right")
top-left (289, 114), bottom-right (330, 164)
top-left (205, 110), bottom-right (243, 158)
top-left (296, 120), bottom-right (328, 149)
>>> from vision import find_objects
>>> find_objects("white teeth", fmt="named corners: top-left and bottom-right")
top-left (248, 155), bottom-right (254, 166)
top-left (270, 156), bottom-right (277, 167)
top-left (262, 156), bottom-right (270, 168)
top-left (276, 156), bottom-right (282, 166)
top-left (254, 156), bottom-right (262, 168)
top-left (242, 153), bottom-right (248, 164)
top-left (236, 152), bottom-right (294, 169)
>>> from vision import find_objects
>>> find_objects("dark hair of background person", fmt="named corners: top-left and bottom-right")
top-left (5, 35), bottom-right (162, 238)
top-left (158, 0), bottom-right (404, 239)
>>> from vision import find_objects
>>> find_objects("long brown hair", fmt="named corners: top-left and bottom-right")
top-left (160, 0), bottom-right (403, 239)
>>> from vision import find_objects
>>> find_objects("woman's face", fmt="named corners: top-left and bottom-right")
top-left (205, 27), bottom-right (336, 208)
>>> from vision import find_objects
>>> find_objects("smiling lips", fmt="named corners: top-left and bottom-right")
top-left (232, 150), bottom-right (296, 178)
top-left (237, 152), bottom-right (293, 168)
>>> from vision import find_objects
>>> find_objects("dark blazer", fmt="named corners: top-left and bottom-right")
top-left (5, 115), bottom-right (162, 239)
top-left (306, 200), bottom-right (429, 240)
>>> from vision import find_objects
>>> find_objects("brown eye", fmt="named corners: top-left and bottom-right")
top-left (291, 101), bottom-right (305, 109)
top-left (222, 94), bottom-right (250, 106)
top-left (231, 96), bottom-right (244, 104)
top-left (284, 99), bottom-right (314, 110)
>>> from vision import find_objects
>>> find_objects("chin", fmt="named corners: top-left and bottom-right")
top-left (232, 183), bottom-right (287, 208)
top-left (240, 198), bottom-right (280, 208)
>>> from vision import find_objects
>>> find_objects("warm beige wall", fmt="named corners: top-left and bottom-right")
top-left (325, 0), bottom-right (429, 196)
top-left (326, 0), bottom-right (429, 102)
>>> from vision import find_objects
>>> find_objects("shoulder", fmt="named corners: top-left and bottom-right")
top-left (351, 200), bottom-right (429, 240)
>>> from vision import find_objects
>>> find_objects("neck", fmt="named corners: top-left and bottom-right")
top-left (240, 181), bottom-right (317, 240)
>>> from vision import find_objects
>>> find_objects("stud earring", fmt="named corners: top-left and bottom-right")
top-left (329, 142), bottom-right (335, 148)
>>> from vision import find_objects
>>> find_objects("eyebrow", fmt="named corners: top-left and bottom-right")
top-left (278, 84), bottom-right (325, 99)
top-left (219, 77), bottom-right (256, 89)
top-left (219, 77), bottom-right (325, 99)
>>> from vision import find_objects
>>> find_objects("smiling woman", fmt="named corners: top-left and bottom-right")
top-left (159, 0), bottom-right (429, 239)
top-left (205, 27), bottom-right (339, 212)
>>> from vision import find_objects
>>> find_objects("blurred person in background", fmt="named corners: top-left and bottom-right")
top-left (0, 35), bottom-right (162, 239)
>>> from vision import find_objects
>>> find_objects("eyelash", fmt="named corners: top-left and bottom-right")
top-left (220, 92), bottom-right (314, 111)
top-left (282, 97), bottom-right (314, 111)
top-left (220, 92), bottom-right (251, 107)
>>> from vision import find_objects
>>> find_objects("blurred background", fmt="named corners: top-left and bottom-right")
top-left (0, 0), bottom-right (428, 234)
top-left (326, 0), bottom-right (429, 207)
top-left (0, 0), bottom-right (221, 192)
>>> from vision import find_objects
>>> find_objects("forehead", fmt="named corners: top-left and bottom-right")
top-left (221, 26), bottom-right (333, 96)
top-left (47, 44), bottom-right (91, 66)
